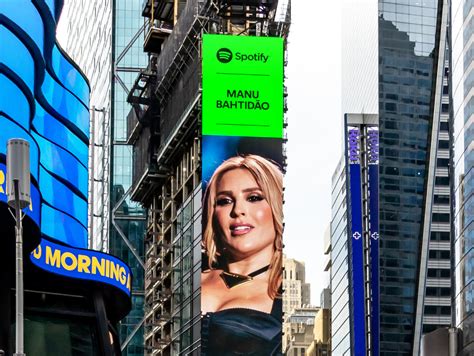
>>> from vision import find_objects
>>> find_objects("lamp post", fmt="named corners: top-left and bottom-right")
top-left (6, 139), bottom-right (30, 356)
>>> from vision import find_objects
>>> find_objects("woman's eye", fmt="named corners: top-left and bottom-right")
top-left (248, 195), bottom-right (264, 202)
top-left (216, 197), bottom-right (232, 206)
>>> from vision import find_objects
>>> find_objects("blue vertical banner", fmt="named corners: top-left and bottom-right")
top-left (367, 127), bottom-right (379, 356)
top-left (347, 126), bottom-right (366, 355)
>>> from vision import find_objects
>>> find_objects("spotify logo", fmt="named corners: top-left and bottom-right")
top-left (216, 48), bottom-right (233, 63)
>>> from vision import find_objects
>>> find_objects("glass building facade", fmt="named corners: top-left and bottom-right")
top-left (338, 0), bottom-right (451, 355)
top-left (60, 0), bottom-right (147, 354)
top-left (110, 1), bottom-right (147, 354)
top-left (378, 1), bottom-right (449, 354)
top-left (452, 0), bottom-right (474, 355)
top-left (61, 0), bottom-right (113, 251)
top-left (330, 157), bottom-right (351, 356)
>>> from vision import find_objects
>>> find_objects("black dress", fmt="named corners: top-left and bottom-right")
top-left (201, 297), bottom-right (282, 355)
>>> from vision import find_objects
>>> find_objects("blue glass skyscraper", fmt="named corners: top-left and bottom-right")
top-left (335, 0), bottom-right (452, 355)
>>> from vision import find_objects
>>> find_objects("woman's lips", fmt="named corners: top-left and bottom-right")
top-left (230, 224), bottom-right (254, 236)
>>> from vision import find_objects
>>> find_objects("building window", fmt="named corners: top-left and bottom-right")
top-left (438, 140), bottom-right (449, 149)
top-left (432, 213), bottom-right (450, 223)
top-left (427, 268), bottom-right (451, 278)
top-left (436, 158), bottom-right (449, 167)
top-left (435, 176), bottom-right (450, 186)
top-left (434, 195), bottom-right (449, 204)
top-left (440, 269), bottom-right (450, 278)
top-left (429, 250), bottom-right (451, 259)
top-left (440, 121), bottom-right (450, 131)
top-left (430, 231), bottom-right (450, 241)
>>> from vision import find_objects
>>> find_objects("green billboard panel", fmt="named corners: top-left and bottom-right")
top-left (202, 34), bottom-right (283, 138)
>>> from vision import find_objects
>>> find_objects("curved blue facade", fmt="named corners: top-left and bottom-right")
top-left (0, 0), bottom-right (89, 248)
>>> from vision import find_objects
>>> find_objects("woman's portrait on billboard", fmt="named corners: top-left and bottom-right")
top-left (200, 154), bottom-right (283, 355)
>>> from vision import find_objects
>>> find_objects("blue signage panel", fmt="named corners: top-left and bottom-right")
top-left (30, 239), bottom-right (132, 297)
top-left (347, 127), bottom-right (366, 355)
top-left (368, 127), bottom-right (379, 356)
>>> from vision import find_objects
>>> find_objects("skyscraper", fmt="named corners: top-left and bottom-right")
top-left (283, 255), bottom-right (312, 352)
top-left (125, 1), bottom-right (291, 354)
top-left (378, 2), bottom-right (451, 354)
top-left (60, 0), bottom-right (111, 251)
top-left (283, 255), bottom-right (311, 315)
top-left (451, 0), bottom-right (474, 355)
top-left (59, 1), bottom-right (147, 354)
top-left (283, 307), bottom-right (320, 356)
top-left (332, 0), bottom-right (452, 354)
top-left (306, 307), bottom-right (331, 356)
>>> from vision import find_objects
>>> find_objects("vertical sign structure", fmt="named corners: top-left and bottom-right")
top-left (347, 126), bottom-right (367, 355)
top-left (367, 127), bottom-right (379, 356)
top-left (201, 34), bottom-right (284, 355)
top-left (202, 35), bottom-right (283, 137)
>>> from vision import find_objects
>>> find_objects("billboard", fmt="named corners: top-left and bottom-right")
top-left (202, 35), bottom-right (283, 138)
top-left (31, 238), bottom-right (132, 297)
top-left (367, 127), bottom-right (379, 356)
top-left (346, 126), bottom-right (366, 355)
top-left (345, 117), bottom-right (379, 356)
top-left (201, 34), bottom-right (284, 355)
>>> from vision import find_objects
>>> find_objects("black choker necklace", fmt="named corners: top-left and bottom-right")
top-left (220, 265), bottom-right (270, 289)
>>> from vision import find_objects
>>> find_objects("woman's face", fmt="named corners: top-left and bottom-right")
top-left (213, 168), bottom-right (275, 261)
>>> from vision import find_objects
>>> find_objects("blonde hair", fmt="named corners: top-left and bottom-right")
top-left (202, 154), bottom-right (283, 299)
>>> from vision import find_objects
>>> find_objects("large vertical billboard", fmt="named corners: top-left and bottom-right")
top-left (367, 127), bottom-right (379, 356)
top-left (201, 34), bottom-right (284, 355)
top-left (345, 116), bottom-right (379, 356)
top-left (346, 125), bottom-right (367, 355)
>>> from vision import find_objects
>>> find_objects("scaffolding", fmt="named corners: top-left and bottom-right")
top-left (126, 0), bottom-right (291, 354)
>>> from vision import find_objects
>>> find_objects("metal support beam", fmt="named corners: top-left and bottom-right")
top-left (111, 218), bottom-right (146, 270)
top-left (120, 316), bottom-right (145, 351)
top-left (115, 23), bottom-right (146, 65)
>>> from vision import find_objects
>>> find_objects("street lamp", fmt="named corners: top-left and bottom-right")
top-left (6, 138), bottom-right (30, 356)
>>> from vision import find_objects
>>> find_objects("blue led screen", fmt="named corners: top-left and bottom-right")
top-left (51, 45), bottom-right (89, 107)
top-left (0, 0), bottom-right (90, 249)
top-left (0, 75), bottom-right (32, 132)
top-left (0, 26), bottom-right (35, 93)
top-left (0, 2), bottom-right (45, 57)
top-left (0, 115), bottom-right (40, 180)
top-left (33, 103), bottom-right (89, 166)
